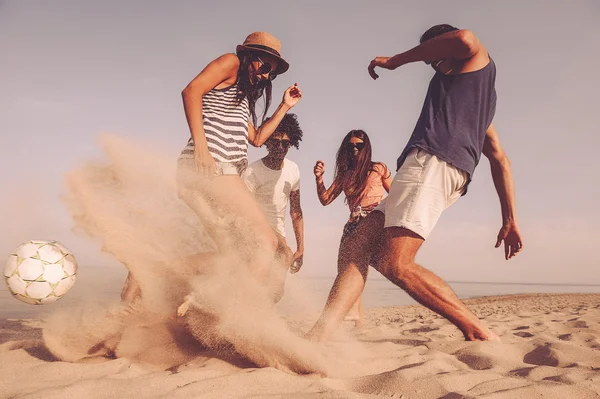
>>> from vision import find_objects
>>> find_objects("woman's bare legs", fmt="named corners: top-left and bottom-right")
top-left (307, 213), bottom-right (385, 340)
top-left (178, 172), bottom-right (280, 289)
top-left (339, 228), bottom-right (369, 328)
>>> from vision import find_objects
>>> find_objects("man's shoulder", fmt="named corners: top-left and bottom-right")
top-left (284, 159), bottom-right (301, 176)
top-left (242, 160), bottom-right (266, 185)
top-left (284, 158), bottom-right (299, 169)
top-left (284, 159), bottom-right (301, 188)
top-left (458, 48), bottom-right (495, 75)
top-left (245, 159), bottom-right (267, 175)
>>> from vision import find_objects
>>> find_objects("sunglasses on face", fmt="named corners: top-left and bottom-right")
top-left (254, 55), bottom-right (278, 80)
top-left (270, 138), bottom-right (291, 149)
top-left (347, 142), bottom-right (365, 151)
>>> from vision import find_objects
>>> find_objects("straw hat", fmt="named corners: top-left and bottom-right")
top-left (236, 32), bottom-right (289, 74)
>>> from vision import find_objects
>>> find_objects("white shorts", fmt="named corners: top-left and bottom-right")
top-left (374, 148), bottom-right (468, 240)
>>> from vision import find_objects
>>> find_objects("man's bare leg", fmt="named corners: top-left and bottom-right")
top-left (376, 226), bottom-right (500, 342)
top-left (269, 233), bottom-right (293, 304)
top-left (179, 174), bottom-right (279, 285)
top-left (306, 212), bottom-right (385, 341)
top-left (306, 211), bottom-right (499, 342)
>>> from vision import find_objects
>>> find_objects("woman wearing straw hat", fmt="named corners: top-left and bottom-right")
top-left (175, 32), bottom-right (303, 294)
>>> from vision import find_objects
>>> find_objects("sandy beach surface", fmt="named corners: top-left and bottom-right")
top-left (1, 293), bottom-right (600, 399)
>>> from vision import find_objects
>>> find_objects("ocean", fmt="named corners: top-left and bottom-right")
top-left (2, 271), bottom-right (600, 320)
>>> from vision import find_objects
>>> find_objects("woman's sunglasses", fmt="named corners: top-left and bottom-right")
top-left (254, 55), bottom-right (278, 80)
top-left (347, 142), bottom-right (365, 151)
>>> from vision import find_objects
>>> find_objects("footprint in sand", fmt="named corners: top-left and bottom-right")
top-left (558, 333), bottom-right (572, 341)
top-left (523, 345), bottom-right (560, 367)
top-left (513, 326), bottom-right (530, 331)
top-left (389, 338), bottom-right (430, 346)
top-left (514, 332), bottom-right (534, 338)
top-left (565, 320), bottom-right (588, 329)
top-left (405, 326), bottom-right (439, 334)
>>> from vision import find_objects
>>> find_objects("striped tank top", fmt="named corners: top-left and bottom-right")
top-left (180, 83), bottom-right (250, 163)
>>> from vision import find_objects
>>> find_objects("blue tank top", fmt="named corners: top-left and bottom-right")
top-left (397, 57), bottom-right (497, 195)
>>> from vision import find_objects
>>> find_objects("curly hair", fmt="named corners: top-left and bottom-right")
top-left (420, 24), bottom-right (459, 43)
top-left (266, 113), bottom-right (303, 149)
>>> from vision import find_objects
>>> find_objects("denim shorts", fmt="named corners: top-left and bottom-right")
top-left (213, 159), bottom-right (248, 176)
top-left (177, 158), bottom-right (247, 178)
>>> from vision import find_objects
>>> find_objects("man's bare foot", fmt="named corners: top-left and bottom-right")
top-left (177, 295), bottom-right (193, 317)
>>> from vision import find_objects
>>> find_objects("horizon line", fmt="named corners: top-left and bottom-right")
top-left (300, 276), bottom-right (600, 287)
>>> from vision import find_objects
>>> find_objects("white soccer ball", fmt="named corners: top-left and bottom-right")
top-left (4, 240), bottom-right (78, 305)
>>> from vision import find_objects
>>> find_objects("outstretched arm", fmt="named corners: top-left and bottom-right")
top-left (482, 122), bottom-right (524, 260)
top-left (289, 189), bottom-right (304, 273)
top-left (368, 30), bottom-right (482, 79)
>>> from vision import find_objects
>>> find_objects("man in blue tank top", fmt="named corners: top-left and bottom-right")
top-left (307, 25), bottom-right (523, 343)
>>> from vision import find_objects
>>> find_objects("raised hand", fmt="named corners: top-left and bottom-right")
top-left (283, 83), bottom-right (302, 108)
top-left (290, 251), bottom-right (304, 274)
top-left (314, 160), bottom-right (325, 178)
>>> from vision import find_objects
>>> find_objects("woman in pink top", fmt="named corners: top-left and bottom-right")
top-left (314, 130), bottom-right (392, 327)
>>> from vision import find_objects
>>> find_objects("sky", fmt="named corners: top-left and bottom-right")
top-left (1, 0), bottom-right (599, 287)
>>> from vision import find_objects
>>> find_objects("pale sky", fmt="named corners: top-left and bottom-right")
top-left (1, 0), bottom-right (599, 286)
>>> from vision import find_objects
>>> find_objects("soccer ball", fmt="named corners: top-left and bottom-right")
top-left (4, 240), bottom-right (78, 305)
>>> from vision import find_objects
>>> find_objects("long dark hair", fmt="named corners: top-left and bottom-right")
top-left (332, 130), bottom-right (375, 207)
top-left (235, 52), bottom-right (272, 127)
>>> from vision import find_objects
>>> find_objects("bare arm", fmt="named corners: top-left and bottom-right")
top-left (389, 30), bottom-right (479, 67)
top-left (368, 30), bottom-right (484, 79)
top-left (316, 178), bottom-right (343, 206)
top-left (313, 161), bottom-right (343, 206)
top-left (182, 53), bottom-right (239, 174)
top-left (289, 189), bottom-right (304, 273)
top-left (248, 84), bottom-right (303, 147)
top-left (379, 163), bottom-right (393, 193)
top-left (482, 122), bottom-right (524, 260)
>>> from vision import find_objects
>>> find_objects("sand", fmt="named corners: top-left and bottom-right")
top-left (1, 293), bottom-right (600, 399)
top-left (3, 136), bottom-right (599, 397)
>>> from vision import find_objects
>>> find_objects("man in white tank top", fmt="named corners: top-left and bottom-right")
top-left (243, 114), bottom-right (304, 300)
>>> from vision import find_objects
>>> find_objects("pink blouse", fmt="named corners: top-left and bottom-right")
top-left (343, 163), bottom-right (390, 211)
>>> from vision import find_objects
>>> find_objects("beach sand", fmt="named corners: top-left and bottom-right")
top-left (2, 293), bottom-right (599, 399)
top-left (3, 137), bottom-right (598, 398)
